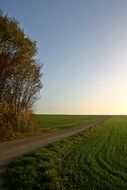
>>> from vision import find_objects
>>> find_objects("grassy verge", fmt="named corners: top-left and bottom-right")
top-left (3, 116), bottom-right (127, 190)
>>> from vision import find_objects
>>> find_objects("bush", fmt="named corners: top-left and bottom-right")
top-left (0, 102), bottom-right (38, 140)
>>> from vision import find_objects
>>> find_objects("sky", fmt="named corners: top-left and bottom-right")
top-left (1, 0), bottom-right (127, 115)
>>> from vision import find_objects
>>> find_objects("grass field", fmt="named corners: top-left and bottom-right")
top-left (4, 116), bottom-right (127, 190)
top-left (35, 114), bottom-right (99, 130)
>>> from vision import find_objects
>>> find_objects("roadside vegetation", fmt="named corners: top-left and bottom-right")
top-left (4, 116), bottom-right (127, 190)
top-left (0, 11), bottom-right (42, 141)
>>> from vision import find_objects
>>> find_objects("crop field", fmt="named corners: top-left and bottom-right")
top-left (4, 116), bottom-right (127, 190)
top-left (35, 114), bottom-right (99, 130)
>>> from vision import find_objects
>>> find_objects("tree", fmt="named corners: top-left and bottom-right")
top-left (0, 11), bottom-right (42, 139)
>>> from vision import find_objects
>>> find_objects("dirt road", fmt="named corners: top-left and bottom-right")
top-left (0, 116), bottom-right (109, 169)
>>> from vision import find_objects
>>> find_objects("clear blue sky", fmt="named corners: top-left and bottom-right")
top-left (1, 0), bottom-right (127, 114)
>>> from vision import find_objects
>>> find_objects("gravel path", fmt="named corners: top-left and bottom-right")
top-left (0, 116), bottom-right (110, 189)
top-left (0, 116), bottom-right (109, 169)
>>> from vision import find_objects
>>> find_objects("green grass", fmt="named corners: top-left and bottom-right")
top-left (35, 114), bottom-right (99, 130)
top-left (4, 116), bottom-right (127, 190)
